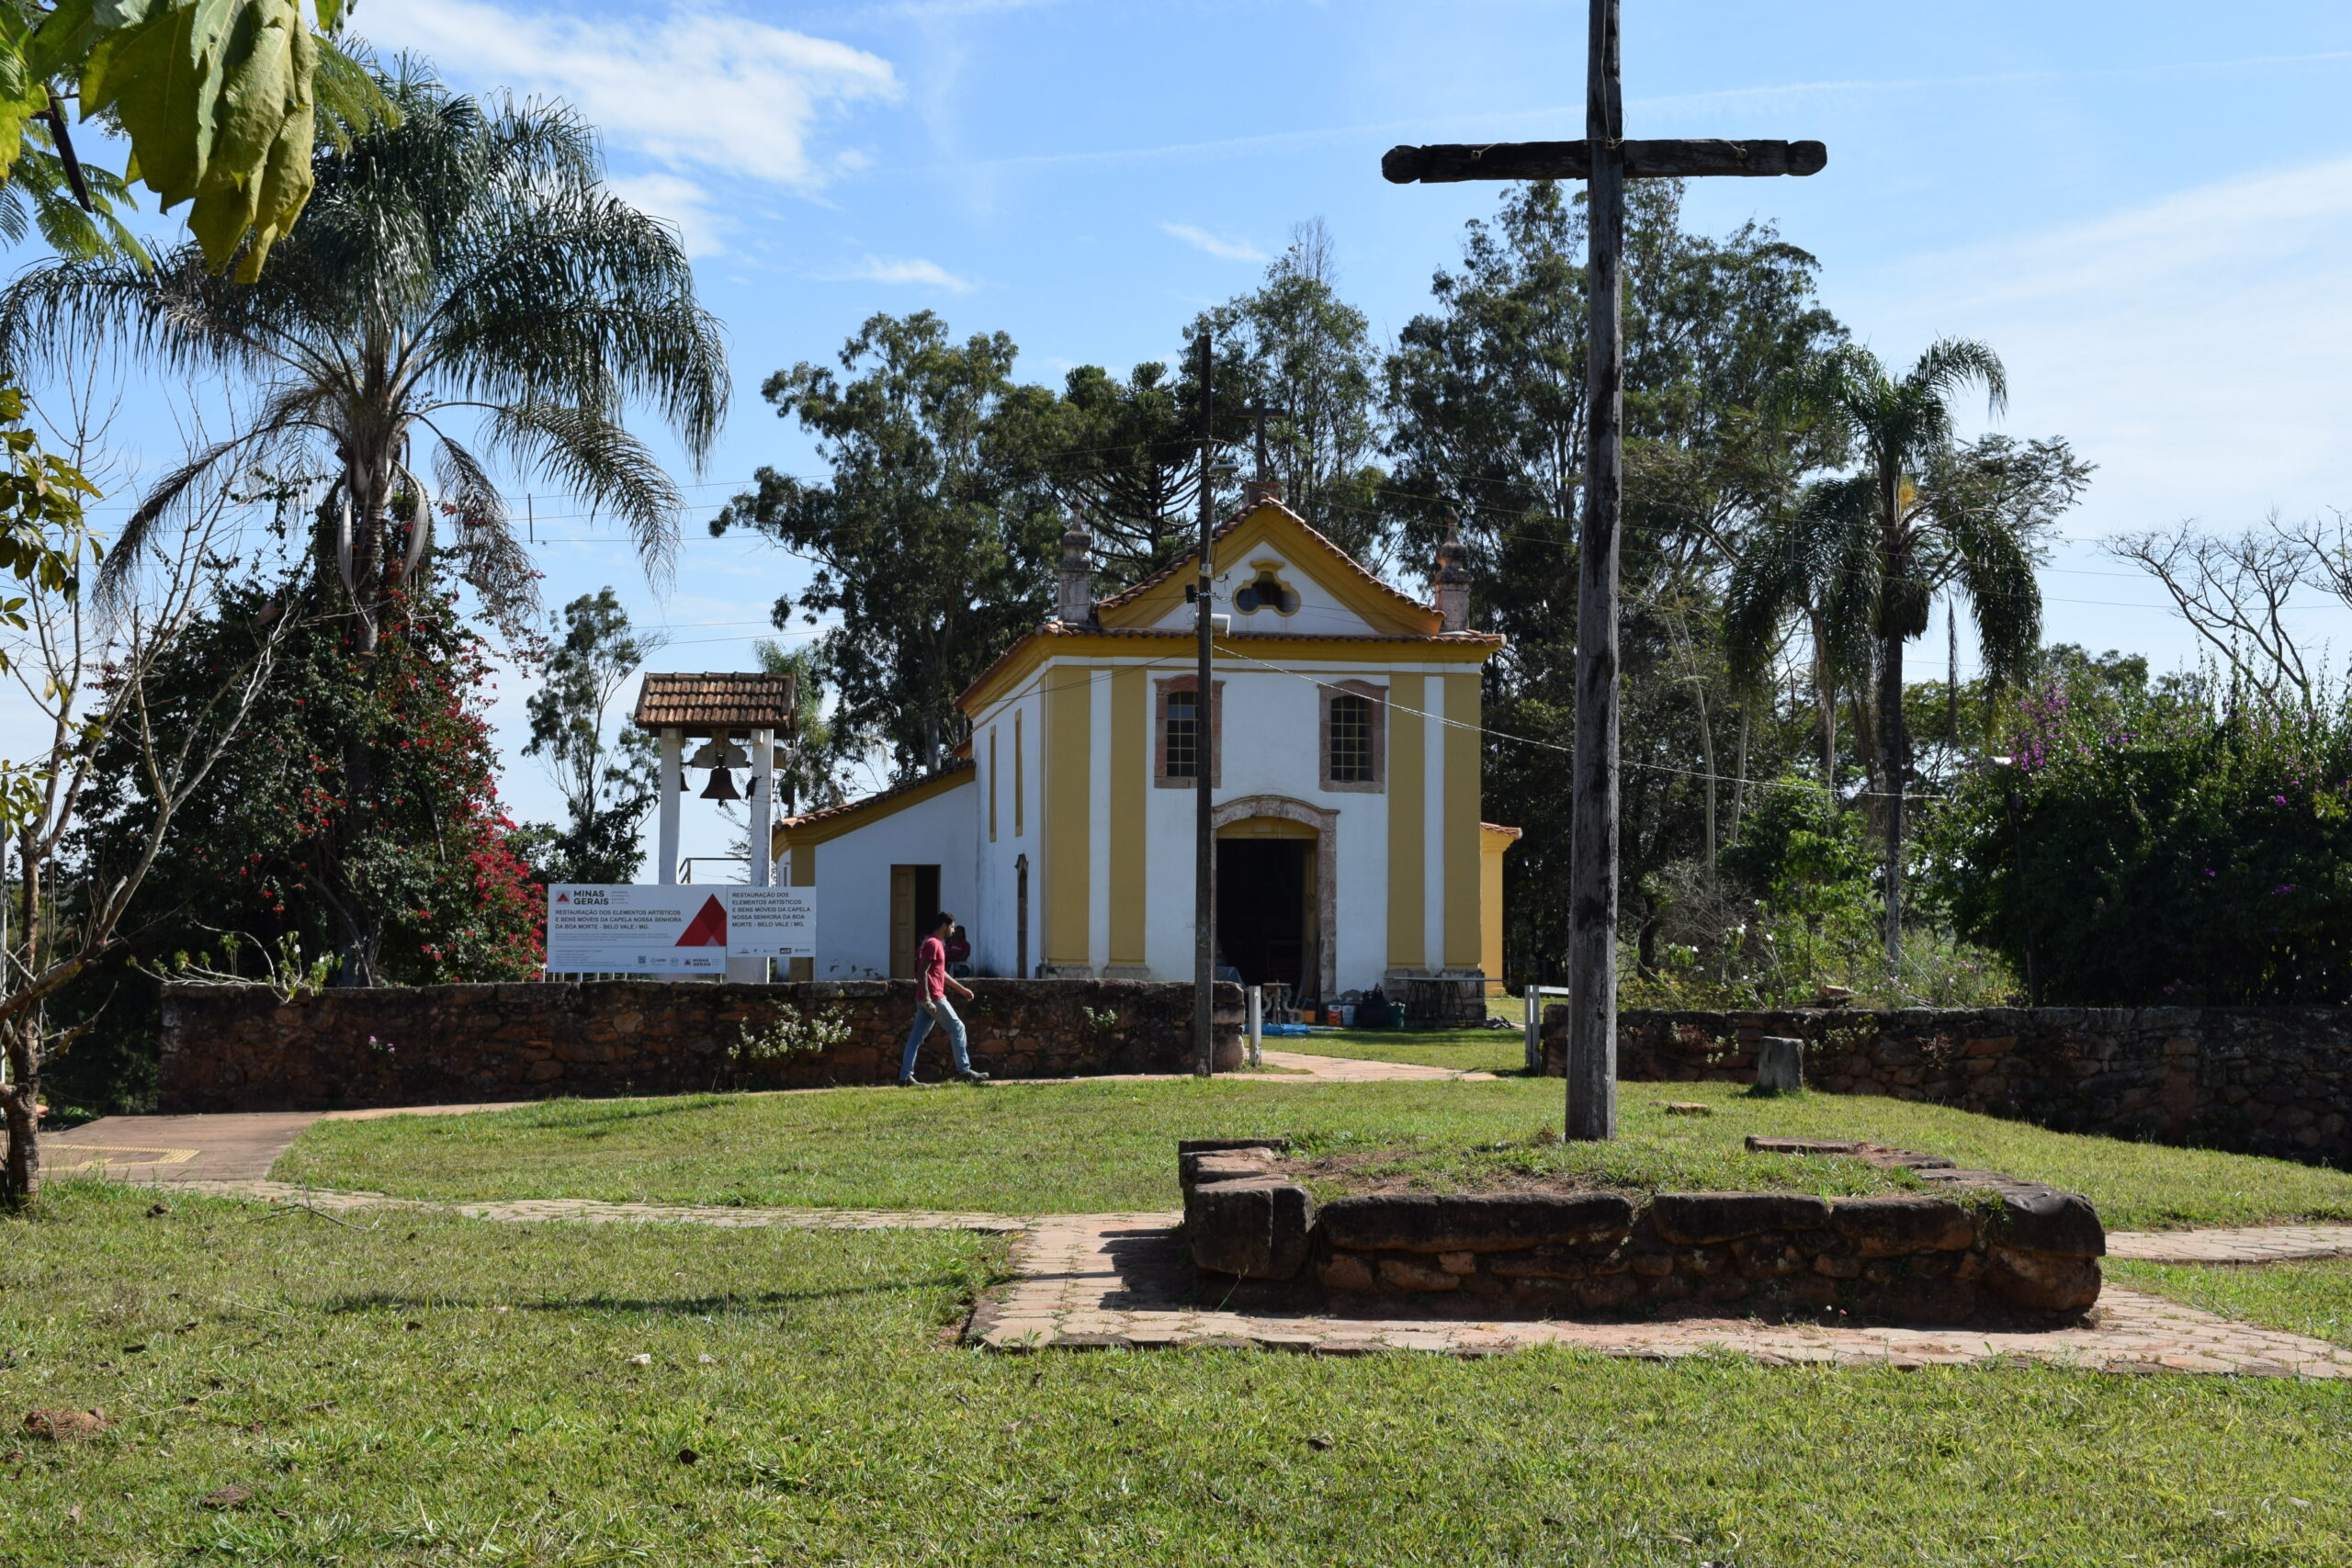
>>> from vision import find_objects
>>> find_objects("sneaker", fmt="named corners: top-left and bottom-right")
top-left (896, 1077), bottom-right (924, 1089)
top-left (955, 1068), bottom-right (991, 1086)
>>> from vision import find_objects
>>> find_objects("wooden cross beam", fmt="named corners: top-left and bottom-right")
top-left (1381, 2), bottom-right (1824, 1142)
top-left (1383, 139), bottom-right (1826, 184)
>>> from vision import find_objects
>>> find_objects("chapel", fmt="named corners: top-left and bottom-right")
top-left (773, 488), bottom-right (1519, 1015)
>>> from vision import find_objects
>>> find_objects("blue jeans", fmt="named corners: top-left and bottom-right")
top-left (899, 995), bottom-right (972, 1081)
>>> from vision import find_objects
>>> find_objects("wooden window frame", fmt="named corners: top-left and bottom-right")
top-left (1154, 675), bottom-right (1224, 788)
top-left (1319, 679), bottom-right (1386, 794)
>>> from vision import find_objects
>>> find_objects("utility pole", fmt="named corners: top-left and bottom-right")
top-left (1193, 332), bottom-right (1217, 1077)
top-left (1382, 0), bottom-right (1826, 1140)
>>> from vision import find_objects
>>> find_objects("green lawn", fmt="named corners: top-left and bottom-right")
top-left (2110, 1258), bottom-right (2352, 1349)
top-left (6, 1182), bottom-right (2349, 1567)
top-left (275, 1077), bottom-right (2352, 1230)
top-left (1272, 1021), bottom-right (1531, 1073)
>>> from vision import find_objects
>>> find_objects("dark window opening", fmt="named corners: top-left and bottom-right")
top-left (1329, 694), bottom-right (1374, 783)
top-left (1164, 690), bottom-right (1199, 779)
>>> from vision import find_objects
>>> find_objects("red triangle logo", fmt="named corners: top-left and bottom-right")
top-left (556, 891), bottom-right (570, 902)
top-left (675, 895), bottom-right (728, 947)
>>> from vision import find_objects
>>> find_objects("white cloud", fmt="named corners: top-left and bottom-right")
top-left (364, 0), bottom-right (899, 248)
top-left (605, 173), bottom-right (726, 257)
top-left (1161, 222), bottom-right (1268, 263)
top-left (1850, 156), bottom-right (2352, 536)
top-left (1844, 155), bottom-right (2352, 668)
top-left (830, 254), bottom-right (976, 292)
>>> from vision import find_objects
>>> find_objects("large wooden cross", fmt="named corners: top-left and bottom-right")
top-left (1384, 2), bottom-right (1824, 1140)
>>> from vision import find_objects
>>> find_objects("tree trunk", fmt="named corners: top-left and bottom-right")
top-left (1879, 468), bottom-right (1906, 963)
top-left (0, 1031), bottom-right (40, 1209)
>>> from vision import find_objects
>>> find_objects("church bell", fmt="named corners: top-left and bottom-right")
top-left (699, 767), bottom-right (741, 802)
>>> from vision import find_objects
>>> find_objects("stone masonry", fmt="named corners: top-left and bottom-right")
top-left (1540, 1006), bottom-right (2352, 1165)
top-left (159, 979), bottom-right (1246, 1112)
top-left (1181, 1137), bottom-right (2106, 1323)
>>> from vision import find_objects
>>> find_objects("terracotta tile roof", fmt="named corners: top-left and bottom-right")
top-left (631, 671), bottom-right (799, 733)
top-left (1093, 497), bottom-right (1435, 621)
top-left (777, 758), bottom-right (974, 832)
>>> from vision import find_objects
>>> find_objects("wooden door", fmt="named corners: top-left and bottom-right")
top-left (889, 864), bottom-right (916, 977)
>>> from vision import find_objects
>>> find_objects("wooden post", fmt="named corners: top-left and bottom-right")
top-left (1379, 6), bottom-right (1824, 1141)
top-left (1193, 332), bottom-right (1217, 1078)
top-left (1566, 0), bottom-right (1623, 1142)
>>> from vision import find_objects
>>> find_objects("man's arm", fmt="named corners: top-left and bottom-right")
top-left (948, 976), bottom-right (975, 1000)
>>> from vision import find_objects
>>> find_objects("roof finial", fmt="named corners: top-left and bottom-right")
top-left (1435, 515), bottom-right (1472, 633)
top-left (1056, 518), bottom-right (1097, 626)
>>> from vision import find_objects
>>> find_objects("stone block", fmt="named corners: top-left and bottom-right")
top-left (1186, 1179), bottom-right (1316, 1280)
top-left (1180, 1146), bottom-right (1279, 1192)
top-left (1647, 1191), bottom-right (1831, 1246)
top-left (1981, 1185), bottom-right (2105, 1258)
top-left (1317, 1192), bottom-right (1634, 1255)
top-left (1318, 1253), bottom-right (1374, 1292)
top-left (1984, 1247), bottom-right (2101, 1312)
top-left (1754, 1036), bottom-right (1804, 1095)
top-left (1828, 1195), bottom-right (1977, 1257)
top-left (1376, 1256), bottom-right (1459, 1292)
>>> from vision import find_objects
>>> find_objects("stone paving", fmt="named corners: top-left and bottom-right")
top-left (174, 1179), bottom-right (1029, 1233)
top-left (1254, 1049), bottom-right (1496, 1082)
top-left (966, 1213), bottom-right (2352, 1377)
top-left (2106, 1224), bottom-right (2352, 1265)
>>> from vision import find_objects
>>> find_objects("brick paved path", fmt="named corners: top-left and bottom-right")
top-left (1255, 1050), bottom-right (1496, 1082)
top-left (966, 1213), bottom-right (2352, 1377)
top-left (2106, 1224), bottom-right (2352, 1265)
top-left (175, 1179), bottom-right (1028, 1232)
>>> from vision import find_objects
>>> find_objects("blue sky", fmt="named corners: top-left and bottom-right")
top-left (28, 1), bottom-right (2352, 863)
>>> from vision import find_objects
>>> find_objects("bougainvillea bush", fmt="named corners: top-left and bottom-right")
top-left (1929, 682), bottom-right (2352, 1006)
top-left (87, 580), bottom-right (544, 987)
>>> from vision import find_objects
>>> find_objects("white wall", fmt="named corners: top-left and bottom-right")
top-left (970, 683), bottom-right (1040, 977)
top-left (807, 779), bottom-right (977, 981)
top-left (1141, 660), bottom-right (1402, 995)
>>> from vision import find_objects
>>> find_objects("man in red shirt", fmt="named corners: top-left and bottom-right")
top-left (899, 911), bottom-right (989, 1087)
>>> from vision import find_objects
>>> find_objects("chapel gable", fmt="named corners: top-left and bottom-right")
top-left (1091, 498), bottom-right (1442, 638)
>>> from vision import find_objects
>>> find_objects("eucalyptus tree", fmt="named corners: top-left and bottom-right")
top-left (1763, 341), bottom-right (2088, 957)
top-left (0, 65), bottom-right (728, 648)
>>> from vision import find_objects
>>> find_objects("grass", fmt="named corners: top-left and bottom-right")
top-left (275, 1077), bottom-right (2352, 1230)
top-left (1283, 1131), bottom-right (1916, 1202)
top-left (6, 1180), bottom-right (2350, 1566)
top-left (1272, 1022), bottom-right (1530, 1073)
top-left (2109, 1258), bottom-right (2352, 1349)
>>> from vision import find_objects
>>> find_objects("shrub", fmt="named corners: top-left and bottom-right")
top-left (1928, 683), bottom-right (2352, 1005)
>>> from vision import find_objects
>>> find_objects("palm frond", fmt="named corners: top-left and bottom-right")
top-left (486, 400), bottom-right (682, 586)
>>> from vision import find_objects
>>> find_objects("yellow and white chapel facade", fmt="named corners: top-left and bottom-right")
top-left (774, 491), bottom-right (1519, 1009)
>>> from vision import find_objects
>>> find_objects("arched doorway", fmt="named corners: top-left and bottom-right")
top-left (1212, 796), bottom-right (1339, 1003)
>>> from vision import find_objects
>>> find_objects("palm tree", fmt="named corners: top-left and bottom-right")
top-left (0, 63), bottom-right (727, 647)
top-left (1756, 339), bottom-right (2034, 961)
top-left (1723, 472), bottom-right (1877, 795)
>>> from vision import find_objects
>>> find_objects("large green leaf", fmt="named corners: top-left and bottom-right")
top-left (35, 0), bottom-right (323, 278)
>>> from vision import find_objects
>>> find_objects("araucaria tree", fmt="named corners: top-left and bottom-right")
top-left (715, 311), bottom-right (1061, 776)
top-left (0, 63), bottom-right (728, 646)
top-left (1760, 340), bottom-right (2086, 958)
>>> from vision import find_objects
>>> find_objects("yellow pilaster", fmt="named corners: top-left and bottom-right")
top-left (1107, 666), bottom-right (1147, 967)
top-left (1442, 671), bottom-right (1483, 970)
top-left (1043, 665), bottom-right (1091, 970)
top-left (1386, 672), bottom-right (1425, 970)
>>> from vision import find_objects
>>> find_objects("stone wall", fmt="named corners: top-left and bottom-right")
top-left (1540, 1007), bottom-right (2352, 1164)
top-left (159, 979), bottom-right (1246, 1113)
top-left (1182, 1139), bottom-right (2106, 1324)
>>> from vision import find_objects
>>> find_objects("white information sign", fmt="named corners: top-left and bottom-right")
top-left (726, 886), bottom-right (818, 960)
top-left (545, 886), bottom-right (818, 974)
